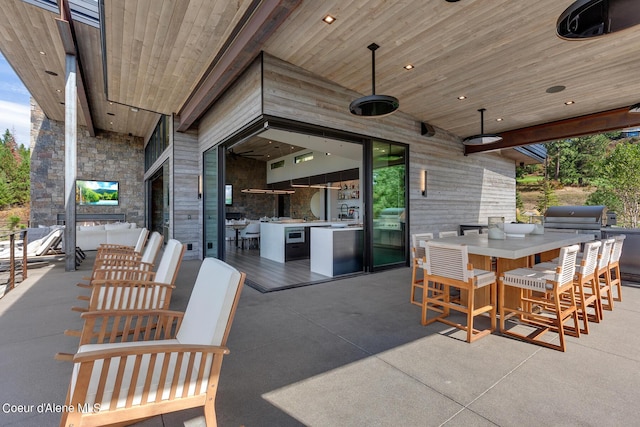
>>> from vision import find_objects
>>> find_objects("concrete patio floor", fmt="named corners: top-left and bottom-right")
top-left (0, 253), bottom-right (639, 427)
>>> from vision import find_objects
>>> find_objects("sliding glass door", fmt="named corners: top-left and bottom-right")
top-left (370, 140), bottom-right (408, 269)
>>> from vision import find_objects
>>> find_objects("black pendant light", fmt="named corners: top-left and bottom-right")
top-left (462, 108), bottom-right (503, 145)
top-left (349, 43), bottom-right (399, 118)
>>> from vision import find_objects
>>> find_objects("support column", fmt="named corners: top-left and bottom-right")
top-left (64, 54), bottom-right (77, 271)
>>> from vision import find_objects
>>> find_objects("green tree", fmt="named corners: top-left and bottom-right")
top-left (599, 142), bottom-right (640, 227)
top-left (536, 179), bottom-right (559, 214)
top-left (0, 129), bottom-right (30, 208)
top-left (544, 135), bottom-right (609, 185)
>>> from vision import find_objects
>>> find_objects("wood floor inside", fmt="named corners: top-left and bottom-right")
top-left (224, 241), bottom-right (341, 292)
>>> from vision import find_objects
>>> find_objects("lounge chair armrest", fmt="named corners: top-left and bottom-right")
top-left (54, 352), bottom-right (75, 362)
top-left (80, 308), bottom-right (184, 320)
top-left (64, 329), bottom-right (81, 337)
top-left (78, 309), bottom-right (185, 345)
top-left (73, 343), bottom-right (229, 363)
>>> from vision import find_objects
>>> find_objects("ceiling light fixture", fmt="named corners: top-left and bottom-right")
top-left (629, 103), bottom-right (640, 113)
top-left (349, 43), bottom-right (399, 118)
top-left (564, 100), bottom-right (575, 105)
top-left (241, 188), bottom-right (295, 195)
top-left (457, 95), bottom-right (467, 100)
top-left (322, 15), bottom-right (336, 24)
top-left (462, 108), bottom-right (503, 145)
top-left (404, 64), bottom-right (414, 70)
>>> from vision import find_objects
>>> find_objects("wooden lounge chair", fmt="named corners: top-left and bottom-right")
top-left (58, 257), bottom-right (246, 427)
top-left (95, 227), bottom-right (149, 257)
top-left (0, 227), bottom-right (64, 259)
top-left (73, 239), bottom-right (186, 313)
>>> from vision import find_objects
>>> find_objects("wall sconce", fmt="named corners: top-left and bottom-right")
top-left (197, 175), bottom-right (202, 199)
top-left (421, 170), bottom-right (427, 197)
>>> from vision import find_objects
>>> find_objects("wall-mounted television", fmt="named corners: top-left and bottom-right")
top-left (76, 180), bottom-right (119, 206)
top-left (225, 184), bottom-right (233, 206)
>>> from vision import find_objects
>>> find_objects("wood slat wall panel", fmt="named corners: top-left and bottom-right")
top-left (198, 59), bottom-right (263, 152)
top-left (261, 54), bottom-right (515, 236)
top-left (173, 120), bottom-right (200, 260)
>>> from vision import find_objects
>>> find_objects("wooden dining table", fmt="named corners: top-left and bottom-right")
top-left (425, 231), bottom-right (595, 309)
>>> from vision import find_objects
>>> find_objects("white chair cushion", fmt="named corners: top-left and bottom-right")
top-left (176, 258), bottom-right (241, 347)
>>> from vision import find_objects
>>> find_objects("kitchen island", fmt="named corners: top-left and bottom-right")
top-left (310, 226), bottom-right (364, 276)
top-left (260, 221), bottom-right (361, 265)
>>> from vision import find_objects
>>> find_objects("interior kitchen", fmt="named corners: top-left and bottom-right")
top-left (222, 128), bottom-right (376, 292)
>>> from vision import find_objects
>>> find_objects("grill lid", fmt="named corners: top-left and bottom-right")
top-left (544, 205), bottom-right (606, 229)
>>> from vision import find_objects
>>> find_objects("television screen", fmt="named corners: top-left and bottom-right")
top-left (76, 180), bottom-right (119, 206)
top-left (225, 184), bottom-right (233, 205)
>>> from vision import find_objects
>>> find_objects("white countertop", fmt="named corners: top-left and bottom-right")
top-left (427, 231), bottom-right (594, 260)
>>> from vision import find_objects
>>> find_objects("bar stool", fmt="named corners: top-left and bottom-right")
top-left (609, 235), bottom-right (626, 302)
top-left (534, 240), bottom-right (601, 334)
top-left (499, 244), bottom-right (580, 352)
top-left (421, 241), bottom-right (496, 343)
top-left (595, 238), bottom-right (615, 317)
top-left (410, 233), bottom-right (434, 306)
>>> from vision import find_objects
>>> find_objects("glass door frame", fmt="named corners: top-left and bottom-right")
top-left (364, 139), bottom-right (410, 272)
top-left (204, 116), bottom-right (410, 271)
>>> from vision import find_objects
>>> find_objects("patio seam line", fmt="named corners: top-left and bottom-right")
top-left (439, 345), bottom-right (545, 426)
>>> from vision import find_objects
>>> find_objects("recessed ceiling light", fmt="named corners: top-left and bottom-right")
top-left (322, 15), bottom-right (336, 24)
top-left (110, 121), bottom-right (113, 125)
top-left (39, 51), bottom-right (46, 55)
top-left (130, 107), bottom-right (139, 112)
top-left (565, 100), bottom-right (575, 105)
top-left (496, 118), bottom-right (503, 122)
top-left (546, 85), bottom-right (566, 93)
top-left (457, 95), bottom-right (467, 100)
top-left (404, 64), bottom-right (414, 70)
top-left (56, 89), bottom-right (61, 93)
top-left (45, 70), bottom-right (58, 76)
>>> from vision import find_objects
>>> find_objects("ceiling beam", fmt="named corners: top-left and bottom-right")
top-left (465, 106), bottom-right (640, 155)
top-left (56, 0), bottom-right (95, 136)
top-left (177, 0), bottom-right (302, 132)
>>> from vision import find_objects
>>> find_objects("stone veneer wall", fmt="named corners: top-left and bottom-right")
top-left (30, 101), bottom-right (145, 227)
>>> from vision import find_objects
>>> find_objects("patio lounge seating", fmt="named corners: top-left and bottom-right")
top-left (58, 257), bottom-right (246, 427)
top-left (0, 227), bottom-right (63, 260)
top-left (72, 239), bottom-right (185, 315)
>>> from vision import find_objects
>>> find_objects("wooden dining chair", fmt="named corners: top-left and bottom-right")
top-left (421, 241), bottom-right (497, 343)
top-left (410, 233), bottom-right (434, 306)
top-left (500, 244), bottom-right (580, 352)
top-left (608, 234), bottom-right (626, 302)
top-left (534, 240), bottom-right (602, 334)
top-left (438, 230), bottom-right (458, 238)
top-left (58, 258), bottom-right (246, 427)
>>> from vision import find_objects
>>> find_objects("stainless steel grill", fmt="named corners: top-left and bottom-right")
top-left (543, 205), bottom-right (606, 239)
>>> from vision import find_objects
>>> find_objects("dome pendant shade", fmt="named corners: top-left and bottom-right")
top-left (462, 108), bottom-right (503, 145)
top-left (350, 43), bottom-right (399, 118)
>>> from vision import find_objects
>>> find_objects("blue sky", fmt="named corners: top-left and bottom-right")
top-left (0, 51), bottom-right (31, 147)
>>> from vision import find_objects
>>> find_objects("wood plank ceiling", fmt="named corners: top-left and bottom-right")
top-left (2, 0), bottom-right (640, 146)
